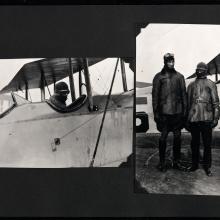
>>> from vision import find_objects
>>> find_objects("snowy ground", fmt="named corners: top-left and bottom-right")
top-left (135, 132), bottom-right (220, 195)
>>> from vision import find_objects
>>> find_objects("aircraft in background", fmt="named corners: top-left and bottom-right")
top-left (0, 57), bottom-right (134, 168)
top-left (136, 53), bottom-right (220, 134)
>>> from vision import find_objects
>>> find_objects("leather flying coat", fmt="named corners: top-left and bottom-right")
top-left (187, 78), bottom-right (220, 122)
top-left (152, 68), bottom-right (187, 116)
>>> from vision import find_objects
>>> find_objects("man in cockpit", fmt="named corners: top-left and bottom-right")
top-left (49, 81), bottom-right (70, 109)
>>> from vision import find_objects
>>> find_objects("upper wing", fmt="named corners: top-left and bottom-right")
top-left (0, 58), bottom-right (104, 94)
top-left (187, 53), bottom-right (220, 79)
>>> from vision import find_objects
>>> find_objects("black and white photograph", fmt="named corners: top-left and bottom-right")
top-left (135, 23), bottom-right (220, 195)
top-left (0, 57), bottom-right (134, 167)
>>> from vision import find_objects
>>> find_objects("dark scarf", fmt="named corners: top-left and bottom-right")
top-left (161, 65), bottom-right (177, 74)
top-left (51, 94), bottom-right (67, 107)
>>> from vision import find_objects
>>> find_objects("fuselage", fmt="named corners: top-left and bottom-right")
top-left (0, 91), bottom-right (133, 167)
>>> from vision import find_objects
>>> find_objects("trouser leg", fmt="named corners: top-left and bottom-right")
top-left (173, 129), bottom-right (181, 162)
top-left (159, 129), bottom-right (169, 164)
top-left (201, 123), bottom-right (212, 169)
top-left (190, 123), bottom-right (201, 167)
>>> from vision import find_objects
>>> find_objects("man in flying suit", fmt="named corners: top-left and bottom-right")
top-left (152, 53), bottom-right (187, 172)
top-left (49, 81), bottom-right (70, 110)
top-left (186, 62), bottom-right (220, 176)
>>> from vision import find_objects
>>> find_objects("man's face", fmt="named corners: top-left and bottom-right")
top-left (196, 69), bottom-right (207, 78)
top-left (62, 94), bottom-right (68, 102)
top-left (58, 92), bottom-right (69, 103)
top-left (166, 59), bottom-right (175, 69)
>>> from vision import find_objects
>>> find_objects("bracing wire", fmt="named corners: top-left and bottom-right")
top-left (102, 59), bottom-right (118, 95)
top-left (44, 77), bottom-right (51, 97)
top-left (92, 67), bottom-right (107, 94)
top-left (89, 58), bottom-right (119, 167)
top-left (59, 114), bottom-right (100, 140)
top-left (92, 58), bottom-right (117, 95)
top-left (93, 58), bottom-right (132, 106)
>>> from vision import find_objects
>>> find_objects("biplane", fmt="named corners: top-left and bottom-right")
top-left (0, 57), bottom-right (134, 168)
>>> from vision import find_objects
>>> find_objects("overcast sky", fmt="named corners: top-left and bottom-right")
top-left (136, 23), bottom-right (220, 83)
top-left (0, 58), bottom-right (133, 103)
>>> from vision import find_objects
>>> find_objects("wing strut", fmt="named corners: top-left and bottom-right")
top-left (214, 59), bottom-right (219, 82)
top-left (40, 75), bottom-right (45, 101)
top-left (44, 76), bottom-right (51, 97)
top-left (120, 58), bottom-right (128, 92)
top-left (79, 69), bottom-right (82, 96)
top-left (25, 82), bottom-right (28, 100)
top-left (68, 58), bottom-right (76, 102)
top-left (49, 65), bottom-right (56, 91)
top-left (83, 58), bottom-right (93, 111)
top-left (89, 58), bottom-right (119, 167)
top-left (38, 62), bottom-right (45, 101)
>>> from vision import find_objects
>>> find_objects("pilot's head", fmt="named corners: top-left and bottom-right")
top-left (196, 62), bottom-right (208, 79)
top-left (54, 81), bottom-right (70, 103)
top-left (163, 53), bottom-right (175, 70)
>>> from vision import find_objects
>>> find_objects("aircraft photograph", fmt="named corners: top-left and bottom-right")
top-left (135, 23), bottom-right (220, 195)
top-left (0, 57), bottom-right (134, 168)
